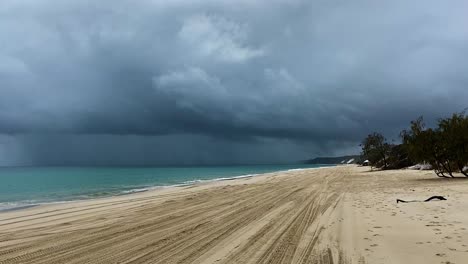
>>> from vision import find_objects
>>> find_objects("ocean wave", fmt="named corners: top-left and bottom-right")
top-left (181, 173), bottom-right (259, 185)
top-left (112, 167), bottom-right (332, 196)
top-left (0, 201), bottom-right (39, 212)
top-left (284, 168), bottom-right (308, 172)
top-left (0, 165), bottom-right (335, 213)
top-left (119, 188), bottom-right (149, 195)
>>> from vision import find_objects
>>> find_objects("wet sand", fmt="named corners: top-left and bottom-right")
top-left (1, 165), bottom-right (467, 263)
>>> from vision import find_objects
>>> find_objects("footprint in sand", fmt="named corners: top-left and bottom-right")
top-left (435, 253), bottom-right (446, 257)
top-left (444, 236), bottom-right (452, 239)
top-left (370, 244), bottom-right (378, 247)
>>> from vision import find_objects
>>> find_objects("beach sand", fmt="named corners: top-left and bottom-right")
top-left (1, 165), bottom-right (467, 263)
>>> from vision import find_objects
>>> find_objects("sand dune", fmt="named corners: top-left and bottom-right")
top-left (1, 166), bottom-right (467, 263)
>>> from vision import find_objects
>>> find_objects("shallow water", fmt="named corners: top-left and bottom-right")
top-left (0, 164), bottom-right (333, 211)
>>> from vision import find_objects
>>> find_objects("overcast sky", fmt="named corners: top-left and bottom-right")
top-left (1, 0), bottom-right (468, 166)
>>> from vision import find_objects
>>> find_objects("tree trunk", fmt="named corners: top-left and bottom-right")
top-left (436, 169), bottom-right (449, 178)
top-left (434, 162), bottom-right (442, 177)
top-left (440, 161), bottom-right (454, 177)
top-left (446, 162), bottom-right (454, 177)
top-left (435, 162), bottom-right (451, 178)
top-left (458, 163), bottom-right (468, 177)
top-left (381, 151), bottom-right (388, 169)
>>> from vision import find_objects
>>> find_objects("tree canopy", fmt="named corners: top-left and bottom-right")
top-left (361, 132), bottom-right (391, 169)
top-left (362, 111), bottom-right (468, 177)
top-left (400, 112), bottom-right (468, 177)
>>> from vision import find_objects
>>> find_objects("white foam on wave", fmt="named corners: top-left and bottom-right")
top-left (285, 168), bottom-right (308, 172)
top-left (1, 165), bottom-right (335, 213)
top-left (119, 188), bottom-right (149, 195)
top-left (180, 173), bottom-right (259, 186)
top-left (177, 165), bottom-right (334, 186)
top-left (0, 198), bottom-right (86, 212)
top-left (0, 201), bottom-right (39, 212)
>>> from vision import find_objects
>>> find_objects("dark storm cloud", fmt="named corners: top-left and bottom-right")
top-left (1, 0), bottom-right (468, 165)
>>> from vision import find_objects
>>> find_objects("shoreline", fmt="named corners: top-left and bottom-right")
top-left (2, 165), bottom-right (467, 263)
top-left (0, 164), bottom-right (336, 213)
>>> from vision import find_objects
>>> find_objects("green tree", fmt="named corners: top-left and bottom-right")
top-left (386, 144), bottom-right (412, 170)
top-left (400, 117), bottom-right (449, 177)
top-left (401, 113), bottom-right (468, 177)
top-left (438, 112), bottom-right (468, 176)
top-left (361, 132), bottom-right (391, 169)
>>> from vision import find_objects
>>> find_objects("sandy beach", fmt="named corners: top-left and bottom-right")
top-left (1, 165), bottom-right (467, 264)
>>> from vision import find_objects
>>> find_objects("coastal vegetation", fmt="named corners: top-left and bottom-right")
top-left (360, 132), bottom-right (392, 169)
top-left (361, 111), bottom-right (468, 177)
top-left (303, 155), bottom-right (360, 165)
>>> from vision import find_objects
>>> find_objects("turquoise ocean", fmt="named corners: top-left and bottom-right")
top-left (0, 164), bottom-right (332, 211)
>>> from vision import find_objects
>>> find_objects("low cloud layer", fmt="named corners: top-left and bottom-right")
top-left (1, 0), bottom-right (468, 165)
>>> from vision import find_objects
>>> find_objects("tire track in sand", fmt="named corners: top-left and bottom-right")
top-left (0, 166), bottom-right (353, 264)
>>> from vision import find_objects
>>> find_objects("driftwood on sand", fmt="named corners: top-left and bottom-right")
top-left (397, 196), bottom-right (447, 203)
